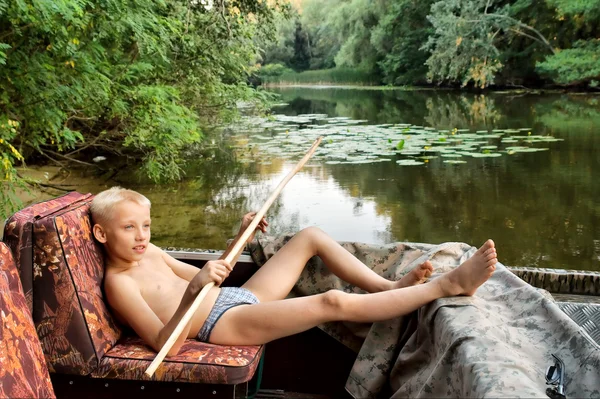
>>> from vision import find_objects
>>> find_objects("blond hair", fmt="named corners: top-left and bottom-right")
top-left (90, 186), bottom-right (151, 225)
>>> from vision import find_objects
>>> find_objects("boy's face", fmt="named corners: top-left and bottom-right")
top-left (95, 200), bottom-right (151, 265)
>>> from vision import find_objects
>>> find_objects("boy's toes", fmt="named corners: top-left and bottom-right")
top-left (419, 261), bottom-right (434, 280)
top-left (423, 260), bottom-right (434, 272)
top-left (485, 252), bottom-right (497, 261)
top-left (476, 240), bottom-right (496, 259)
top-left (481, 239), bottom-right (495, 251)
top-left (395, 261), bottom-right (433, 289)
top-left (487, 257), bottom-right (498, 267)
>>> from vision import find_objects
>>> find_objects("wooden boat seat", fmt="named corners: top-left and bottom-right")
top-left (0, 242), bottom-right (56, 398)
top-left (2, 194), bottom-right (263, 385)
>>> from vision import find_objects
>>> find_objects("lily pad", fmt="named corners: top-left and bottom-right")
top-left (509, 147), bottom-right (549, 153)
top-left (441, 153), bottom-right (463, 158)
top-left (479, 134), bottom-right (503, 138)
top-left (396, 160), bottom-right (425, 166)
top-left (444, 160), bottom-right (467, 164)
top-left (469, 153), bottom-right (503, 158)
top-left (536, 137), bottom-right (564, 142)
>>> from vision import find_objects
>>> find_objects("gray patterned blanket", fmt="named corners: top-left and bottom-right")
top-left (248, 235), bottom-right (600, 398)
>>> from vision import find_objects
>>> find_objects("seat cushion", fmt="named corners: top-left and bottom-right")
top-left (32, 201), bottom-right (121, 374)
top-left (3, 192), bottom-right (91, 312)
top-left (92, 336), bottom-right (263, 384)
top-left (0, 243), bottom-right (56, 398)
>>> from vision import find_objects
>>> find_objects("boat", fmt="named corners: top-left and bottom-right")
top-left (1, 193), bottom-right (599, 398)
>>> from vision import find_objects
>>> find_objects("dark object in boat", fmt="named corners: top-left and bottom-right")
top-left (545, 354), bottom-right (567, 399)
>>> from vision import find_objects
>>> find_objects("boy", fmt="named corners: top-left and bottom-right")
top-left (91, 187), bottom-right (497, 356)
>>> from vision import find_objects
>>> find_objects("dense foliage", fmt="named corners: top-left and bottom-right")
top-left (259, 0), bottom-right (600, 88)
top-left (0, 0), bottom-right (286, 216)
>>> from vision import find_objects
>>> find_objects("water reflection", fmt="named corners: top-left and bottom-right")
top-left (7, 89), bottom-right (600, 271)
top-left (267, 88), bottom-right (599, 270)
top-left (251, 170), bottom-right (393, 243)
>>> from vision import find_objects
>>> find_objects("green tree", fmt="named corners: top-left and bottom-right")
top-left (259, 11), bottom-right (296, 67)
top-left (298, 0), bottom-right (383, 73)
top-left (0, 0), bottom-right (284, 217)
top-left (537, 41), bottom-right (600, 87)
top-left (423, 0), bottom-right (555, 88)
top-left (535, 0), bottom-right (600, 87)
top-left (300, 0), bottom-right (340, 69)
top-left (371, 0), bottom-right (434, 85)
top-left (330, 0), bottom-right (382, 72)
top-left (291, 19), bottom-right (310, 71)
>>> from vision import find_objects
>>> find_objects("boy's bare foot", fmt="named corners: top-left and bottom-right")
top-left (394, 261), bottom-right (434, 289)
top-left (438, 240), bottom-right (498, 297)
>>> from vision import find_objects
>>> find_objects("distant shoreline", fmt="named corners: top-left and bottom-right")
top-left (261, 83), bottom-right (600, 94)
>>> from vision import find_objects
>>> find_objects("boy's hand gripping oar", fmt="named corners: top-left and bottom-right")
top-left (144, 136), bottom-right (322, 377)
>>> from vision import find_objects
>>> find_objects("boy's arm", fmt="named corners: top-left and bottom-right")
top-left (163, 212), bottom-right (267, 280)
top-left (219, 212), bottom-right (268, 268)
top-left (105, 274), bottom-right (198, 356)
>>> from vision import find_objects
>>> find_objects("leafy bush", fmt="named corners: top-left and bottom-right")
top-left (536, 40), bottom-right (600, 87)
top-left (257, 63), bottom-right (295, 77)
top-left (0, 0), bottom-right (286, 217)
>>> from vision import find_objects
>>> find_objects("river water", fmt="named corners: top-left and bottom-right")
top-left (7, 88), bottom-right (600, 271)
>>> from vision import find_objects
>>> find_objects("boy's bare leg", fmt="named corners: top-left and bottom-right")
top-left (211, 240), bottom-right (497, 345)
top-left (243, 227), bottom-right (433, 302)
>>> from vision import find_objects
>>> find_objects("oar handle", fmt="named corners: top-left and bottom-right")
top-left (144, 136), bottom-right (322, 377)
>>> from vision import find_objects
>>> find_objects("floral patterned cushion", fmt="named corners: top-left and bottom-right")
top-left (93, 336), bottom-right (264, 384)
top-left (3, 194), bottom-right (121, 375)
top-left (3, 192), bottom-right (91, 312)
top-left (32, 201), bottom-right (122, 375)
top-left (0, 243), bottom-right (56, 398)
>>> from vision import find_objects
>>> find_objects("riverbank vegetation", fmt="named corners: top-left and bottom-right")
top-left (262, 67), bottom-right (379, 85)
top-left (0, 0), bottom-right (289, 216)
top-left (257, 0), bottom-right (600, 89)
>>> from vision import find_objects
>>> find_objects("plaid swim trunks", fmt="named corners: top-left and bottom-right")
top-left (196, 287), bottom-right (259, 342)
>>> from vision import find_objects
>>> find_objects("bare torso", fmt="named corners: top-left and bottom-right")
top-left (104, 245), bottom-right (220, 339)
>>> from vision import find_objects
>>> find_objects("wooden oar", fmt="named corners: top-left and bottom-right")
top-left (145, 136), bottom-right (323, 377)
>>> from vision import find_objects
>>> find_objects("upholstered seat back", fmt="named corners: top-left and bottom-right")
top-left (3, 192), bottom-right (90, 312)
top-left (0, 242), bottom-right (56, 398)
top-left (3, 194), bottom-right (121, 375)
